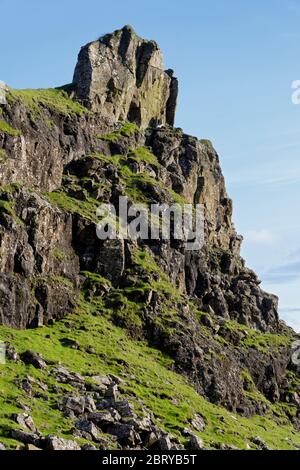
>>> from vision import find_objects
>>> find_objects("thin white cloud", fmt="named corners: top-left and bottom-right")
top-left (281, 307), bottom-right (300, 313)
top-left (280, 308), bottom-right (300, 332)
top-left (264, 259), bottom-right (300, 284)
top-left (228, 171), bottom-right (300, 188)
top-left (245, 229), bottom-right (276, 244)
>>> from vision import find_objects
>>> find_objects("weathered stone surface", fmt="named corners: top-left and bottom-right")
top-left (0, 188), bottom-right (80, 328)
top-left (115, 400), bottom-right (135, 418)
top-left (53, 367), bottom-right (85, 387)
top-left (73, 26), bottom-right (178, 128)
top-left (44, 435), bottom-right (81, 451)
top-left (24, 444), bottom-right (42, 451)
top-left (104, 383), bottom-right (119, 401)
top-left (11, 429), bottom-right (40, 446)
top-left (5, 343), bottom-right (18, 362)
top-left (187, 434), bottom-right (205, 450)
top-left (106, 423), bottom-right (136, 445)
top-left (60, 337), bottom-right (80, 349)
top-left (20, 351), bottom-right (47, 370)
top-left (0, 274), bottom-right (33, 329)
top-left (150, 434), bottom-right (172, 450)
top-left (84, 396), bottom-right (97, 413)
top-left (13, 413), bottom-right (37, 433)
top-left (75, 420), bottom-right (101, 442)
top-left (95, 239), bottom-right (125, 282)
top-left (87, 410), bottom-right (119, 427)
top-left (59, 396), bottom-right (85, 415)
top-left (81, 443), bottom-right (97, 450)
top-left (251, 436), bottom-right (271, 451)
top-left (191, 414), bottom-right (205, 432)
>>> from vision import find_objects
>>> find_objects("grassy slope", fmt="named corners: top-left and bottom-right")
top-left (0, 294), bottom-right (300, 450)
top-left (7, 88), bottom-right (88, 119)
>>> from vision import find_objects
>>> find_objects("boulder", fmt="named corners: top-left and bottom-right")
top-left (87, 410), bottom-right (119, 427)
top-left (104, 383), bottom-right (119, 401)
top-left (151, 435), bottom-right (172, 450)
top-left (106, 423), bottom-right (136, 445)
top-left (20, 350), bottom-right (47, 370)
top-left (75, 420), bottom-right (101, 442)
top-left (59, 396), bottom-right (85, 415)
top-left (11, 429), bottom-right (40, 446)
top-left (251, 436), bottom-right (270, 451)
top-left (44, 435), bottom-right (81, 451)
top-left (13, 413), bottom-right (36, 433)
top-left (59, 338), bottom-right (80, 349)
top-left (24, 444), bottom-right (42, 451)
top-left (115, 400), bottom-right (135, 418)
top-left (191, 413), bottom-right (205, 432)
top-left (53, 366), bottom-right (85, 388)
top-left (187, 434), bottom-right (204, 450)
top-left (81, 443), bottom-right (97, 450)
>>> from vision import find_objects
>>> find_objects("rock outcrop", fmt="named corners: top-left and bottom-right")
top-left (10, 361), bottom-right (187, 450)
top-left (0, 26), bottom-right (299, 450)
top-left (73, 25), bottom-right (178, 128)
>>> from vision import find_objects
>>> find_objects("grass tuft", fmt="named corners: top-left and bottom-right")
top-left (0, 120), bottom-right (21, 137)
top-left (7, 88), bottom-right (88, 123)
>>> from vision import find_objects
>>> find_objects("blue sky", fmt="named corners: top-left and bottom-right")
top-left (1, 0), bottom-right (300, 329)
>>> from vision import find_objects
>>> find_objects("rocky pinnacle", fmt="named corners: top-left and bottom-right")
top-left (72, 25), bottom-right (178, 128)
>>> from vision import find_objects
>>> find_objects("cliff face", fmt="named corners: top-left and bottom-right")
top-left (0, 95), bottom-right (278, 333)
top-left (0, 27), bottom-right (299, 451)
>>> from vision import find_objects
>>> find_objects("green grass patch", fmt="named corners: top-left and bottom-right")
top-left (221, 320), bottom-right (292, 354)
top-left (46, 190), bottom-right (99, 222)
top-left (0, 297), bottom-right (299, 450)
top-left (7, 88), bottom-right (88, 122)
top-left (200, 139), bottom-right (214, 150)
top-left (52, 248), bottom-right (71, 262)
top-left (0, 120), bottom-right (21, 137)
top-left (0, 199), bottom-right (15, 217)
top-left (128, 147), bottom-right (160, 167)
top-left (81, 271), bottom-right (112, 287)
top-left (0, 149), bottom-right (7, 163)
top-left (0, 198), bottom-right (24, 226)
top-left (97, 122), bottom-right (139, 142)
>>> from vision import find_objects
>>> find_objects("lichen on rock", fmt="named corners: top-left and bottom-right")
top-left (72, 25), bottom-right (178, 128)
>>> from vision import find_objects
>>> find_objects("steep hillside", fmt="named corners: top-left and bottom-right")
top-left (0, 26), bottom-right (300, 450)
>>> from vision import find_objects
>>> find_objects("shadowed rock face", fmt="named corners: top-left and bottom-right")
top-left (72, 25), bottom-right (178, 128)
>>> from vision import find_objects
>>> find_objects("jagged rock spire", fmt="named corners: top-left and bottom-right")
top-left (72, 25), bottom-right (178, 128)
